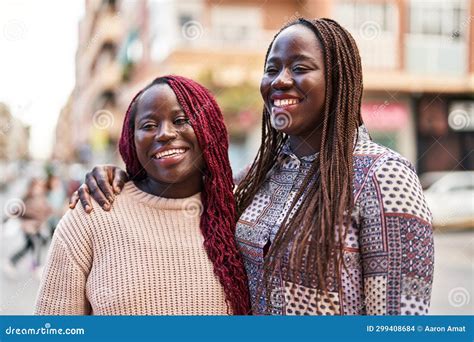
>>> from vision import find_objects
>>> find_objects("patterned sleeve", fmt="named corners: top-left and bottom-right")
top-left (359, 158), bottom-right (434, 315)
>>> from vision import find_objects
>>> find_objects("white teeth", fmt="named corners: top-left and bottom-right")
top-left (273, 99), bottom-right (299, 107)
top-left (155, 148), bottom-right (186, 159)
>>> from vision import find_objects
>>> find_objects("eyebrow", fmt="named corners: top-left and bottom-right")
top-left (137, 109), bottom-right (185, 122)
top-left (266, 53), bottom-right (318, 64)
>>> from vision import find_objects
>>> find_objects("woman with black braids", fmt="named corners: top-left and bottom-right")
top-left (69, 18), bottom-right (434, 315)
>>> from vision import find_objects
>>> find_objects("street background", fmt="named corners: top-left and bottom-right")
top-left (0, 0), bottom-right (473, 315)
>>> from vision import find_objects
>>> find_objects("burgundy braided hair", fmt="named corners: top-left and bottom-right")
top-left (119, 75), bottom-right (251, 314)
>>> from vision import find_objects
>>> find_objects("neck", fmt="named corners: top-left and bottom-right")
top-left (288, 131), bottom-right (322, 157)
top-left (135, 176), bottom-right (202, 199)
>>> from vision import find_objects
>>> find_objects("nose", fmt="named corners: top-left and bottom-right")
top-left (155, 121), bottom-right (178, 142)
top-left (271, 68), bottom-right (293, 89)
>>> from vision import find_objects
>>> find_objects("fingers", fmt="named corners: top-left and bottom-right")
top-left (77, 184), bottom-right (94, 213)
top-left (69, 191), bottom-right (79, 209)
top-left (112, 168), bottom-right (128, 194)
top-left (86, 174), bottom-right (111, 211)
top-left (92, 166), bottom-right (115, 204)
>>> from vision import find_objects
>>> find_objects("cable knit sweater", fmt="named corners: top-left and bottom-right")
top-left (35, 182), bottom-right (229, 315)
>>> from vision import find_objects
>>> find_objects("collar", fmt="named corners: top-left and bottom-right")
top-left (279, 125), bottom-right (371, 163)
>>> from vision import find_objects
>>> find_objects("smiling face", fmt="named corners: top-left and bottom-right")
top-left (133, 83), bottom-right (204, 197)
top-left (260, 24), bottom-right (326, 149)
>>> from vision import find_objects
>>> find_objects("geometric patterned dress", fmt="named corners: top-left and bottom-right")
top-left (235, 125), bottom-right (434, 315)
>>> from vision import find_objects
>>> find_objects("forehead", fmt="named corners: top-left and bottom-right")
top-left (267, 24), bottom-right (323, 62)
top-left (136, 83), bottom-right (181, 113)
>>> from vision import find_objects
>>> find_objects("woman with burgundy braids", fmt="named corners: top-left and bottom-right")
top-left (36, 75), bottom-right (250, 315)
top-left (69, 18), bottom-right (434, 315)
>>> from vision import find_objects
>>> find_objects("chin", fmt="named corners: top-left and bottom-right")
top-left (272, 121), bottom-right (299, 134)
top-left (273, 126), bottom-right (292, 135)
top-left (146, 172), bottom-right (178, 184)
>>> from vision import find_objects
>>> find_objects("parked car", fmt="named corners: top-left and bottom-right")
top-left (424, 171), bottom-right (474, 229)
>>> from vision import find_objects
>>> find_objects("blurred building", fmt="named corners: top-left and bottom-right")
top-left (54, 0), bottom-right (335, 168)
top-left (0, 103), bottom-right (30, 161)
top-left (55, 0), bottom-right (474, 173)
top-left (332, 0), bottom-right (474, 173)
top-left (54, 0), bottom-right (126, 165)
top-left (52, 95), bottom-right (75, 162)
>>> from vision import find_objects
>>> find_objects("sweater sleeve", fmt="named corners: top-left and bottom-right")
top-left (35, 209), bottom-right (93, 315)
top-left (359, 158), bottom-right (434, 315)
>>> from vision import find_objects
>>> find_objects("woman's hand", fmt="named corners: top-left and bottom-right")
top-left (69, 165), bottom-right (128, 213)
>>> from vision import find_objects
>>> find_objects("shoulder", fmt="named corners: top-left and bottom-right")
top-left (352, 132), bottom-right (416, 193)
top-left (372, 155), bottom-right (431, 223)
top-left (353, 145), bottom-right (431, 225)
top-left (55, 185), bottom-right (136, 245)
top-left (353, 136), bottom-right (414, 174)
top-left (53, 205), bottom-right (95, 252)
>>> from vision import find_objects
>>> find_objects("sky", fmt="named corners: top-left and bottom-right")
top-left (0, 0), bottom-right (84, 159)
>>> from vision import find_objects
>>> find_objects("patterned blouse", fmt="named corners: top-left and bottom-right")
top-left (235, 126), bottom-right (434, 315)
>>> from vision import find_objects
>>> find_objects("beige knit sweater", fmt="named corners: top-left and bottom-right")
top-left (35, 182), bottom-right (229, 315)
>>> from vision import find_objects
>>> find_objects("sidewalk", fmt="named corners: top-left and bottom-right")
top-left (1, 179), bottom-right (472, 315)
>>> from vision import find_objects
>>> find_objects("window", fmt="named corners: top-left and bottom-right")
top-left (406, 0), bottom-right (469, 75)
top-left (337, 1), bottom-right (395, 33)
top-left (178, 14), bottom-right (193, 28)
top-left (148, 0), bottom-right (178, 61)
top-left (335, 1), bottom-right (398, 70)
top-left (210, 5), bottom-right (263, 46)
top-left (409, 0), bottom-right (468, 39)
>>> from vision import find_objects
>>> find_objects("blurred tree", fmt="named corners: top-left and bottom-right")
top-left (198, 70), bottom-right (261, 140)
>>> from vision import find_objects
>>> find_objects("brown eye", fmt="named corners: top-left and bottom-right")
top-left (293, 65), bottom-right (308, 72)
top-left (265, 66), bottom-right (278, 74)
top-left (142, 123), bottom-right (157, 130)
top-left (174, 118), bottom-right (190, 126)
